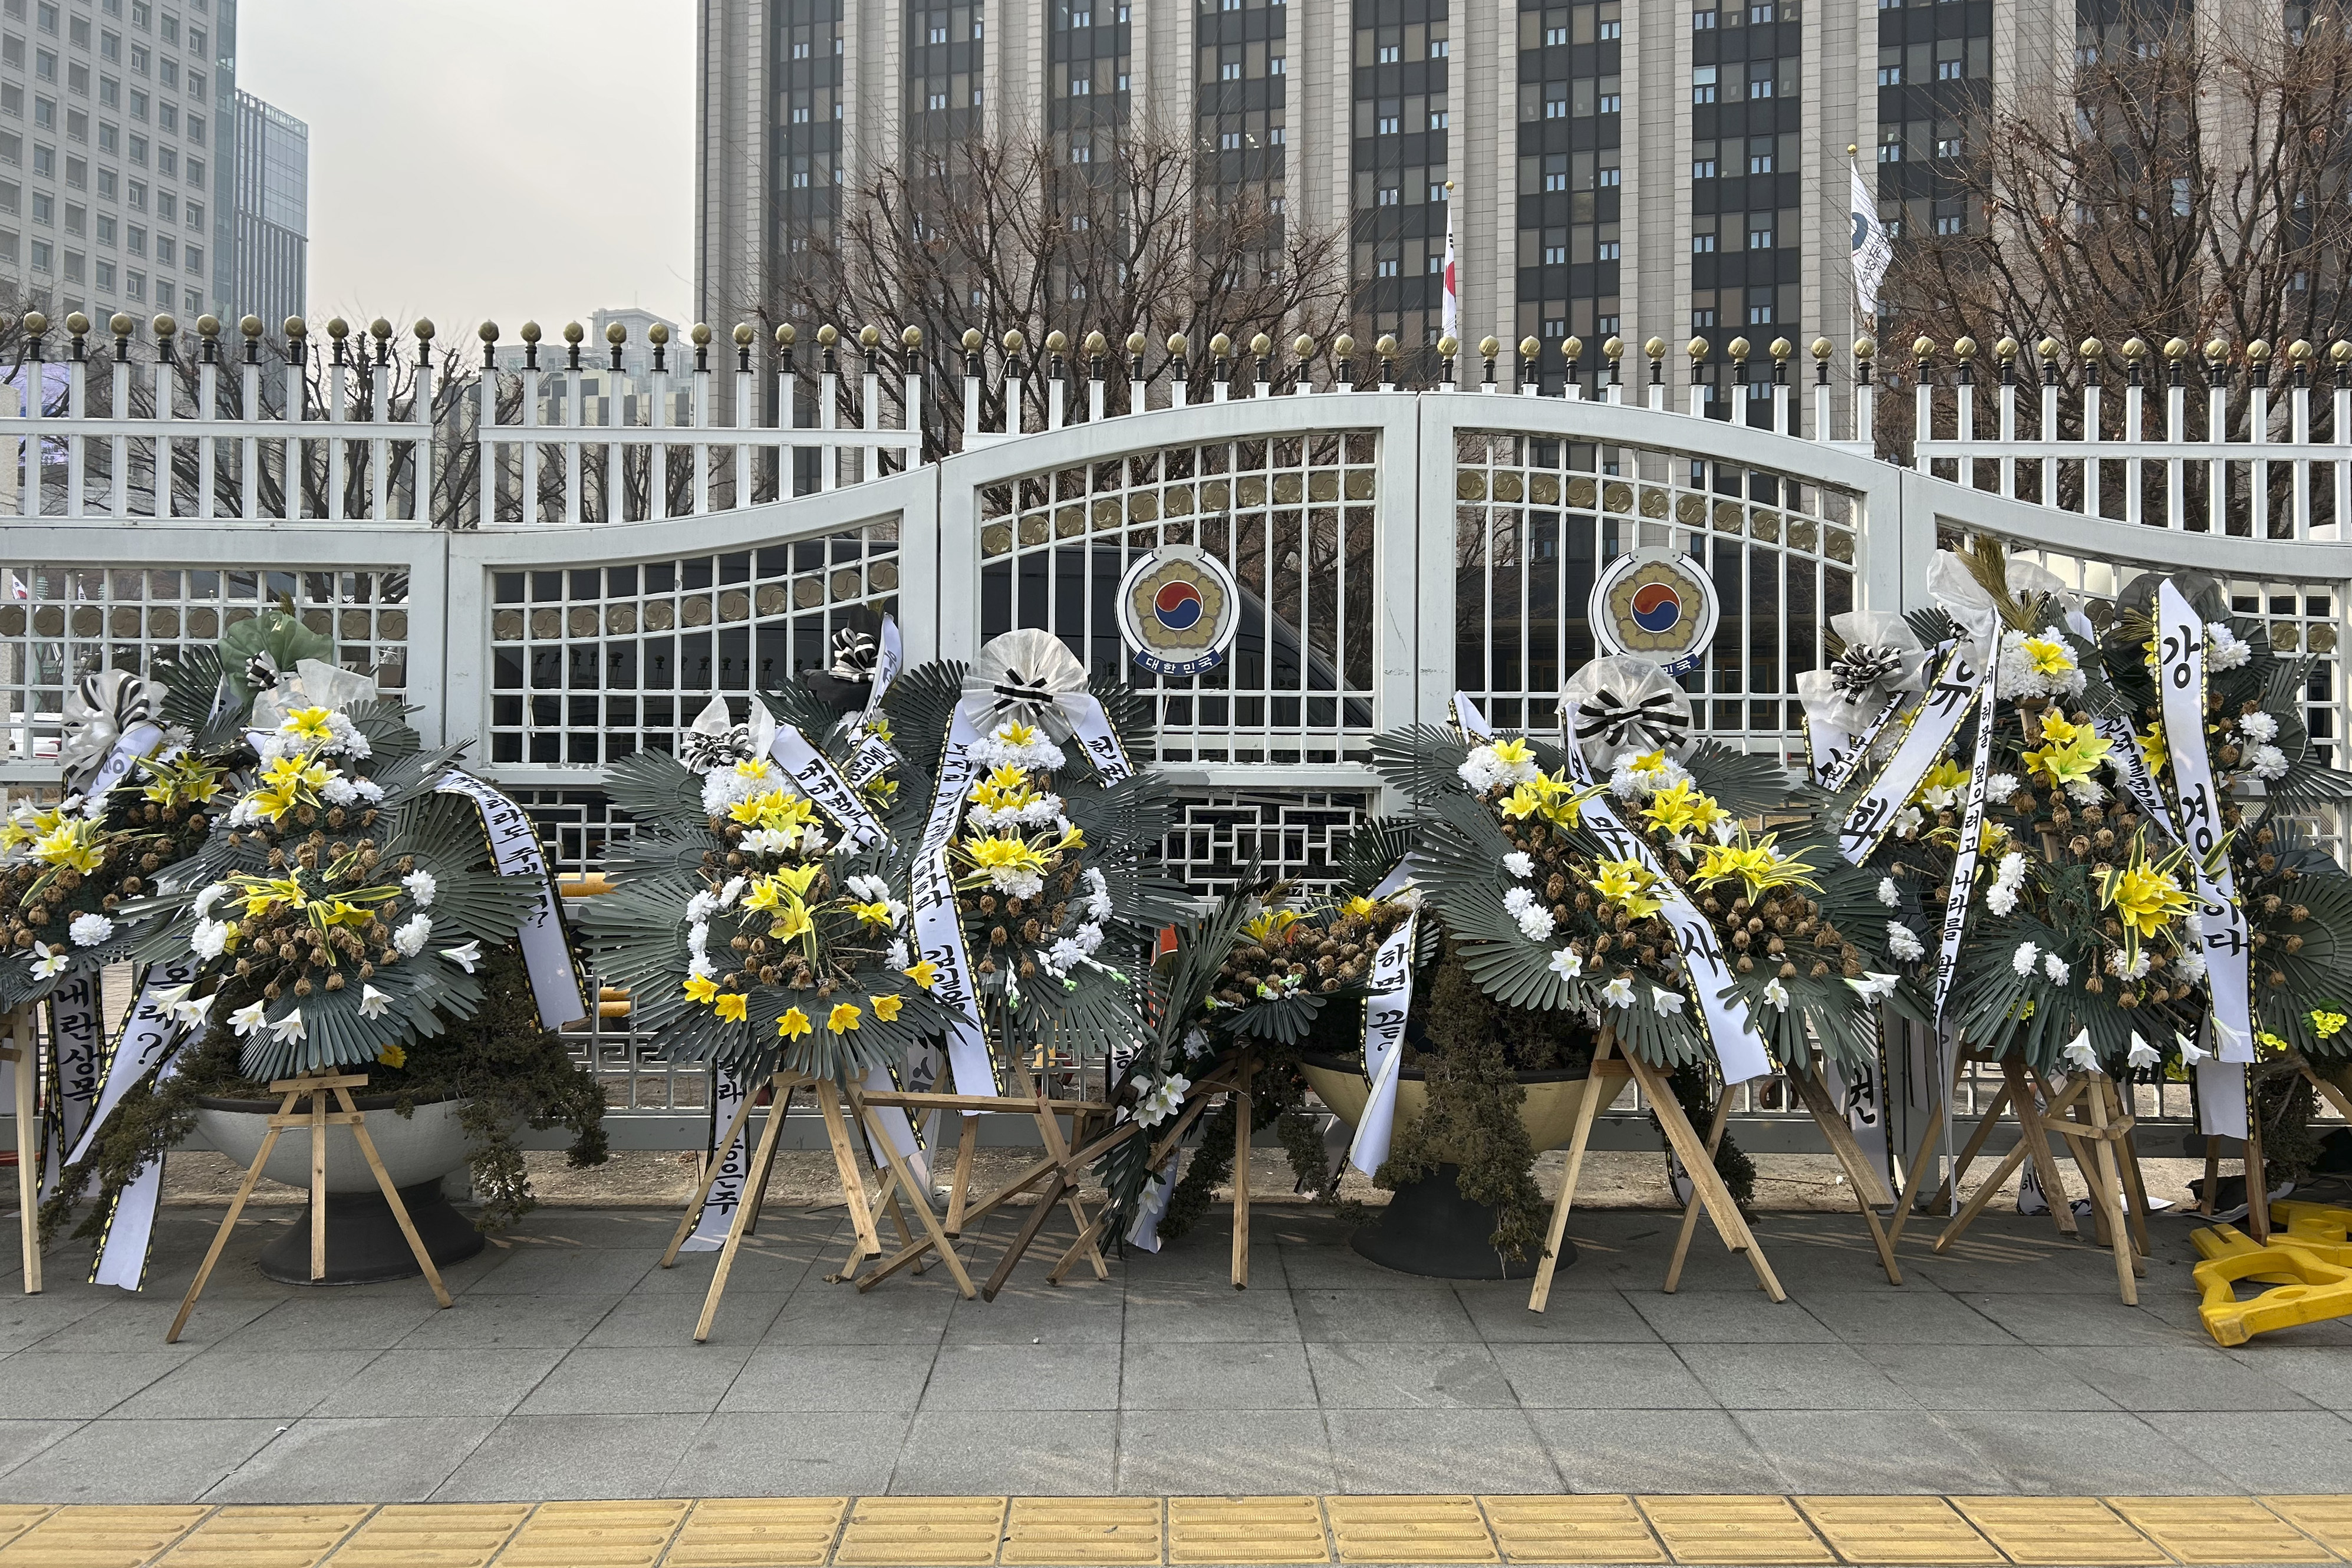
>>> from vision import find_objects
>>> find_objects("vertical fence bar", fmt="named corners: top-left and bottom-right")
top-left (562, 331), bottom-right (582, 526)
top-left (327, 330), bottom-right (348, 523)
top-left (64, 327), bottom-right (86, 519)
top-left (2251, 352), bottom-right (2272, 541)
top-left (283, 331), bottom-right (307, 523)
top-left (2207, 351), bottom-right (2229, 535)
top-left (239, 329), bottom-right (261, 521)
top-left (2292, 349), bottom-right (2312, 541)
top-left (413, 329), bottom-right (437, 525)
top-left (2124, 353), bottom-right (2145, 529)
top-left (778, 332), bottom-right (799, 498)
top-left (2037, 347), bottom-right (2058, 507)
top-left (819, 337), bottom-right (839, 493)
top-left (1995, 349), bottom-right (2015, 499)
top-left (368, 337), bottom-right (392, 525)
top-left (692, 327), bottom-right (712, 516)
top-left (2166, 350), bottom-right (2186, 529)
top-left (650, 337), bottom-right (671, 523)
top-left (154, 326), bottom-right (178, 521)
top-left (477, 332), bottom-right (499, 529)
top-left (196, 330), bottom-right (219, 521)
top-left (2080, 358), bottom-right (2101, 522)
top-left (108, 327), bottom-right (129, 520)
top-left (2334, 354), bottom-right (2350, 538)
top-left (519, 334), bottom-right (542, 526)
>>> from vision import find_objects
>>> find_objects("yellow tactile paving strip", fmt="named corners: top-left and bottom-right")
top-left (0, 1494), bottom-right (2341, 1564)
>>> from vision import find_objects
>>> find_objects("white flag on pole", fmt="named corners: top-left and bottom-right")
top-left (1440, 185), bottom-right (1460, 346)
top-left (1850, 160), bottom-right (1894, 320)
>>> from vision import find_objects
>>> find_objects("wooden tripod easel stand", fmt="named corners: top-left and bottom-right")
top-left (168, 1070), bottom-right (453, 1343)
top-left (5, 1006), bottom-right (42, 1294)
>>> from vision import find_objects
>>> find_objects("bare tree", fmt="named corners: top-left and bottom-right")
top-left (1883, 0), bottom-right (2352, 473)
top-left (761, 118), bottom-right (1355, 459)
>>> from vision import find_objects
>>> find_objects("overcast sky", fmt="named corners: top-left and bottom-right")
top-left (236, 0), bottom-right (696, 334)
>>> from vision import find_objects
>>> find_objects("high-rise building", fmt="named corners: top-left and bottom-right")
top-left (0, 0), bottom-right (235, 324)
top-left (697, 0), bottom-right (2029, 411)
top-left (229, 86), bottom-right (302, 328)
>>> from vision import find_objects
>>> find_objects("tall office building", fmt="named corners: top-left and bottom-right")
top-left (229, 85), bottom-right (302, 327)
top-left (0, 0), bottom-right (235, 325)
top-left (696, 0), bottom-right (2049, 410)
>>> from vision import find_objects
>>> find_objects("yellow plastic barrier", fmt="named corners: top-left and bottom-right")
top-left (2269, 1200), bottom-right (2352, 1265)
top-left (2192, 1227), bottom-right (2352, 1346)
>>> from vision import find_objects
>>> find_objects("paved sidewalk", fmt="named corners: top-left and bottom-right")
top-left (0, 1193), bottom-right (2347, 1507)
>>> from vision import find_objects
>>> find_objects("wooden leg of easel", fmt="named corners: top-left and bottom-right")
top-left (1624, 1054), bottom-right (1783, 1302)
top-left (812, 1079), bottom-right (880, 1257)
top-left (1027, 1096), bottom-right (1107, 1284)
top-left (2081, 1074), bottom-right (2139, 1306)
top-left (2002, 1058), bottom-right (2078, 1238)
top-left (739, 1080), bottom-right (802, 1240)
top-left (1928, 1085), bottom-right (2011, 1212)
top-left (2106, 1079), bottom-right (2151, 1258)
top-left (308, 1082), bottom-right (329, 1282)
top-left (849, 1088), bottom-right (975, 1299)
top-left (337, 1088), bottom-right (452, 1309)
top-left (2245, 1068), bottom-right (2272, 1245)
top-left (981, 1171), bottom-right (1067, 1302)
top-left (1046, 1211), bottom-right (1109, 1285)
top-left (1528, 1033), bottom-right (1616, 1314)
top-left (1662, 1088), bottom-right (1735, 1294)
top-left (168, 1088), bottom-right (299, 1344)
top-left (1788, 1066), bottom-right (1903, 1286)
top-left (1933, 1138), bottom-right (2035, 1253)
top-left (1230, 1053), bottom-right (1253, 1291)
top-left (830, 1162), bottom-right (904, 1283)
top-left (944, 1115), bottom-right (980, 1236)
top-left (7, 1022), bottom-right (41, 1295)
top-left (661, 1086), bottom-right (761, 1269)
top-left (696, 1074), bottom-right (795, 1345)
top-left (1890, 1046), bottom-right (1971, 1249)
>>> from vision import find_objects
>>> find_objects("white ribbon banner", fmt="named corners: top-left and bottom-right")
top-left (64, 956), bottom-right (200, 1171)
top-left (2155, 582), bottom-right (2254, 1072)
top-left (81, 721), bottom-right (163, 803)
top-left (1451, 691), bottom-right (1493, 739)
top-left (1562, 705), bottom-right (1773, 1083)
top-left (1834, 644), bottom-right (1988, 866)
top-left (909, 704), bottom-right (996, 1101)
top-left (88, 1039), bottom-right (190, 1292)
top-left (1346, 907), bottom-right (1422, 1178)
top-left (1928, 655), bottom-right (1999, 1029)
top-left (767, 726), bottom-right (884, 851)
top-left (39, 975), bottom-right (104, 1203)
top-left (2092, 716), bottom-right (2179, 841)
top-left (434, 772), bottom-right (588, 1030)
top-left (678, 1067), bottom-right (753, 1253)
top-left (845, 617), bottom-right (905, 788)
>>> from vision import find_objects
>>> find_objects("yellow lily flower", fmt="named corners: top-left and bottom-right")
top-left (848, 900), bottom-right (897, 928)
top-left (742, 877), bottom-right (786, 913)
top-left (1590, 858), bottom-right (1664, 920)
top-left (2094, 839), bottom-right (2196, 941)
top-left (30, 820), bottom-right (104, 872)
top-left (1242, 910), bottom-right (1301, 941)
top-left (1643, 779), bottom-right (1728, 839)
top-left (2020, 635), bottom-right (2076, 678)
top-left (871, 994), bottom-right (904, 1022)
top-left (770, 863), bottom-right (823, 897)
top-left (2136, 720), bottom-right (2168, 777)
top-left (769, 901), bottom-right (815, 944)
top-left (283, 706), bottom-right (337, 744)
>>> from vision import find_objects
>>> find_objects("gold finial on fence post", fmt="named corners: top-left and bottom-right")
top-left (1333, 333), bottom-right (1356, 388)
top-left (1375, 334), bottom-right (1396, 385)
top-left (110, 313), bottom-right (134, 364)
top-left (478, 320), bottom-right (499, 370)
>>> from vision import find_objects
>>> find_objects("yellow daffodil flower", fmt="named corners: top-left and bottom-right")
top-left (377, 1043), bottom-right (407, 1069)
top-left (1643, 779), bottom-right (1728, 839)
top-left (871, 994), bottom-right (903, 1022)
top-left (904, 959), bottom-right (940, 989)
top-left (826, 1002), bottom-right (862, 1034)
top-left (1590, 858), bottom-right (1664, 920)
top-left (1242, 910), bottom-right (1302, 941)
top-left (283, 706), bottom-right (337, 744)
top-left (778, 1007), bottom-right (812, 1039)
top-left (683, 974), bottom-right (720, 1004)
top-left (713, 992), bottom-right (749, 1023)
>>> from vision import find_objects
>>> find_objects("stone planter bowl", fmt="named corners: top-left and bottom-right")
top-left (193, 1093), bottom-right (484, 1192)
top-left (1299, 1050), bottom-right (1600, 1157)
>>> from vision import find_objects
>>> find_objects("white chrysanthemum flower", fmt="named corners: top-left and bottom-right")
top-left (1504, 851), bottom-right (1534, 879)
top-left (1997, 626), bottom-right (2089, 699)
top-left (1652, 987), bottom-right (1685, 1017)
top-left (2012, 941), bottom-right (2040, 976)
top-left (2206, 621), bottom-right (2252, 671)
top-left (2064, 776), bottom-right (2109, 805)
top-left (319, 774), bottom-right (358, 807)
top-left (2043, 952), bottom-right (2070, 984)
top-left (2238, 711), bottom-right (2279, 743)
top-left (1081, 867), bottom-right (1114, 921)
top-left (1885, 923), bottom-right (1925, 963)
top-left (847, 874), bottom-right (892, 904)
top-left (192, 918), bottom-right (230, 960)
top-left (1516, 906), bottom-right (1556, 941)
top-left (887, 938), bottom-right (911, 970)
top-left (192, 881), bottom-right (232, 917)
top-left (1601, 975), bottom-right (1636, 1008)
top-left (393, 914), bottom-right (433, 957)
top-left (351, 779), bottom-right (385, 803)
top-left (2105, 947), bottom-right (2152, 980)
top-left (1608, 750), bottom-right (1690, 801)
top-left (1549, 947), bottom-right (1583, 981)
top-left (686, 891), bottom-right (717, 922)
top-left (1044, 936), bottom-right (1086, 976)
top-left (2175, 948), bottom-right (2208, 983)
top-left (1985, 772), bottom-right (2019, 802)
top-left (1072, 923), bottom-right (1105, 956)
top-left (989, 868), bottom-right (1047, 901)
top-left (1877, 877), bottom-right (1901, 907)
top-left (1761, 976), bottom-right (1790, 1010)
top-left (689, 953), bottom-right (717, 980)
top-left (1502, 887), bottom-right (1539, 917)
top-left (719, 877), bottom-right (746, 907)
top-left (68, 913), bottom-right (114, 947)
top-left (1458, 741), bottom-right (1543, 794)
top-left (402, 870), bottom-right (437, 908)
top-left (2248, 743), bottom-right (2288, 781)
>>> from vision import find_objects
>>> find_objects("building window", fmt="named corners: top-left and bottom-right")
top-left (1431, 36), bottom-right (1448, 54)
top-left (125, 266), bottom-right (141, 297)
top-left (1545, 24), bottom-right (1567, 43)
top-left (1376, 113), bottom-right (1399, 134)
top-left (95, 212), bottom-right (111, 243)
top-left (94, 258), bottom-right (111, 289)
top-left (1692, 232), bottom-right (1717, 253)
top-left (1543, 240), bottom-right (1566, 265)
top-left (29, 190), bottom-right (49, 222)
top-left (1694, 6), bottom-right (1717, 24)
top-left (1429, 179), bottom-right (1448, 202)
top-left (29, 235), bottom-right (50, 268)
top-left (1692, 153), bottom-right (1716, 179)
top-left (1748, 304), bottom-right (1773, 324)
top-left (1748, 219), bottom-right (1774, 248)
top-left (1599, 83), bottom-right (1620, 113)
top-left (1692, 308), bottom-right (1717, 329)
top-left (1375, 256), bottom-right (1398, 276)
top-left (1376, 42), bottom-right (1399, 61)
top-left (1748, 67), bottom-right (1774, 97)
top-left (1692, 66), bottom-right (1717, 104)
top-left (153, 231), bottom-right (170, 262)
top-left (1376, 185), bottom-right (1399, 204)
top-left (1600, 14), bottom-right (1622, 37)
top-left (126, 220), bottom-right (142, 252)
top-left (184, 241), bottom-right (197, 271)
top-left (1599, 164), bottom-right (1620, 186)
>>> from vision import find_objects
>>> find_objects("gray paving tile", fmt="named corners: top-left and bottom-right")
top-left (917, 1341), bottom-right (1121, 1411)
top-left (763, 1279), bottom-right (959, 1346)
top-left (0, 1418), bottom-right (285, 1503)
top-left (463, 1245), bottom-right (664, 1296)
top-left (2140, 1411), bottom-right (2352, 1494)
top-left (942, 1280), bottom-right (1124, 1344)
top-left (217, 1295), bottom-right (445, 1353)
top-left (0, 1351), bottom-right (186, 1418)
top-left (0, 1418), bottom-right (84, 1478)
top-left (395, 1291), bottom-right (623, 1349)
top-left (18, 1295), bottom-right (278, 1353)
top-left (887, 1409), bottom-right (1115, 1494)
top-left (433, 1413), bottom-right (712, 1501)
top-left (1131, 1235), bottom-right (1284, 1289)
top-left (1798, 1288), bottom-right (2017, 1344)
top-left (580, 1291), bottom-right (788, 1349)
top-left (1626, 1290), bottom-right (1837, 1343)
top-left (661, 1411), bottom-right (909, 1497)
top-left (515, 1345), bottom-right (756, 1416)
top-left (1937, 1410), bottom-right (2214, 1495)
top-left (1120, 1340), bottom-right (1316, 1411)
top-left (1277, 1242), bottom-right (1445, 1289)
top-left (205, 1416), bottom-right (499, 1503)
top-left (1949, 1290), bottom-right (2205, 1346)
top-left (1452, 1282), bottom-right (1662, 1343)
top-left (309, 1346), bottom-right (568, 1418)
top-left (1491, 1343), bottom-right (1719, 1409)
top-left (1323, 1408), bottom-right (1562, 1494)
top-left (631, 1241), bottom-right (820, 1296)
top-left (1290, 1287), bottom-right (1478, 1342)
top-left (2223, 1346), bottom-right (2352, 1408)
top-left (108, 1346), bottom-right (381, 1419)
top-left (0, 1293), bottom-right (110, 1352)
top-left (1675, 1342), bottom-right (1920, 1411)
top-left (721, 1343), bottom-right (938, 1413)
top-left (1122, 1282), bottom-right (1301, 1343)
top-left (1854, 1342), bottom-right (2121, 1411)
top-left (1115, 1410), bottom-right (1338, 1495)
top-left (1738, 1409), bottom-right (2010, 1494)
top-left (2042, 1343), bottom-right (2317, 1412)
top-left (1529, 1407), bottom-right (1796, 1494)
top-left (1304, 1342), bottom-right (1516, 1409)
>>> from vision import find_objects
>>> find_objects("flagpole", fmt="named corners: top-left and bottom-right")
top-left (1441, 179), bottom-right (1460, 363)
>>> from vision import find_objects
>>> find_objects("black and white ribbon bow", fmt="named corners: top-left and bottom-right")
top-left (827, 628), bottom-right (881, 684)
top-left (963, 628), bottom-right (1089, 737)
top-left (1560, 655), bottom-right (1695, 770)
top-left (681, 692), bottom-right (778, 774)
top-left (60, 669), bottom-right (165, 794)
top-left (1829, 644), bottom-right (1909, 704)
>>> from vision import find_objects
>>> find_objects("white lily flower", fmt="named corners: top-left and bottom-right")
top-left (270, 1010), bottom-right (307, 1045)
top-left (440, 940), bottom-right (483, 974)
top-left (2126, 1032), bottom-right (2160, 1069)
top-left (1601, 975), bottom-right (1636, 1009)
top-left (229, 1000), bottom-right (268, 1036)
top-left (2060, 1029), bottom-right (2100, 1073)
top-left (1549, 947), bottom-right (1583, 981)
top-left (2176, 1030), bottom-right (2211, 1067)
top-left (1761, 977), bottom-right (1790, 1010)
top-left (28, 943), bottom-right (68, 979)
top-left (1652, 988), bottom-right (1686, 1017)
top-left (358, 984), bottom-right (392, 1020)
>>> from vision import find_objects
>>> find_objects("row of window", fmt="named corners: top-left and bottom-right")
top-left (1692, 209), bottom-right (1796, 249)
top-left (1693, 2), bottom-right (1792, 27)
top-left (1525, 78), bottom-right (1622, 117)
top-left (0, 181), bottom-right (202, 232)
top-left (1691, 134), bottom-right (1796, 179)
top-left (1876, 39), bottom-right (1990, 82)
top-left (0, 130), bottom-right (203, 195)
top-left (0, 228), bottom-right (202, 282)
top-left (0, 83), bottom-right (206, 154)
top-left (1, 32), bottom-right (208, 90)
top-left (1691, 61), bottom-right (1796, 101)
top-left (1359, 26), bottom-right (1450, 64)
top-left (3, 0), bottom-right (206, 50)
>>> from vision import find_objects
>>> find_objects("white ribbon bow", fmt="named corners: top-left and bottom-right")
top-left (1927, 550), bottom-right (2095, 651)
top-left (60, 668), bottom-right (166, 793)
top-left (248, 658), bottom-right (380, 731)
top-left (682, 693), bottom-right (779, 775)
top-left (1560, 656), bottom-right (1694, 770)
top-left (1794, 611), bottom-right (1929, 737)
top-left (964, 628), bottom-right (1092, 739)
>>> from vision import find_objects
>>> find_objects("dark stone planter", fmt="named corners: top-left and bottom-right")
top-left (253, 1180), bottom-right (485, 1284)
top-left (1347, 1161), bottom-right (1566, 1280)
